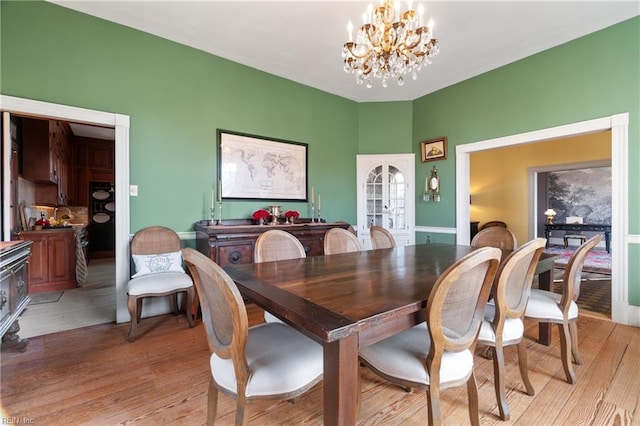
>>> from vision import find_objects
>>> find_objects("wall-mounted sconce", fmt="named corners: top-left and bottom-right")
top-left (423, 166), bottom-right (441, 203)
top-left (544, 208), bottom-right (557, 224)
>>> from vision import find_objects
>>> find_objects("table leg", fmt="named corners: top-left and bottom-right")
top-left (323, 334), bottom-right (358, 426)
top-left (538, 269), bottom-right (553, 346)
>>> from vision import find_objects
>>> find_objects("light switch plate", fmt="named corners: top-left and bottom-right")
top-left (129, 185), bottom-right (138, 196)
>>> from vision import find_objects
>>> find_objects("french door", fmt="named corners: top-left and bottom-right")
top-left (356, 154), bottom-right (415, 249)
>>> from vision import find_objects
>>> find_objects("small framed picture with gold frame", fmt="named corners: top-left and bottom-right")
top-left (420, 137), bottom-right (447, 162)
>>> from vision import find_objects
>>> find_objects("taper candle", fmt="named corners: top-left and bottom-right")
top-left (318, 194), bottom-right (321, 211)
top-left (211, 187), bottom-right (215, 210)
top-left (311, 186), bottom-right (315, 204)
top-left (218, 180), bottom-right (222, 202)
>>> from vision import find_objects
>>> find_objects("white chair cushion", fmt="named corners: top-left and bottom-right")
top-left (525, 289), bottom-right (578, 321)
top-left (211, 322), bottom-right (323, 398)
top-left (264, 311), bottom-right (284, 324)
top-left (478, 303), bottom-right (524, 344)
top-left (358, 323), bottom-right (473, 387)
top-left (127, 271), bottom-right (193, 296)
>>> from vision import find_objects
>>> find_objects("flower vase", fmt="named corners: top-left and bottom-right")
top-left (289, 217), bottom-right (295, 225)
top-left (258, 218), bottom-right (265, 225)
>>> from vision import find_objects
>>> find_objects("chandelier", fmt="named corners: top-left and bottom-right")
top-left (342, 0), bottom-right (439, 88)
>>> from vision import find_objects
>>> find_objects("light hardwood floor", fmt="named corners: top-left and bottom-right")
top-left (18, 258), bottom-right (116, 338)
top-left (2, 305), bottom-right (638, 425)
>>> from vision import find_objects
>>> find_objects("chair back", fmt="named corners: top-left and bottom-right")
top-left (480, 220), bottom-right (507, 230)
top-left (427, 247), bottom-right (501, 357)
top-left (561, 234), bottom-right (603, 307)
top-left (131, 226), bottom-right (181, 255)
top-left (254, 230), bottom-right (306, 262)
top-left (182, 248), bottom-right (250, 382)
top-left (370, 226), bottom-right (396, 249)
top-left (471, 226), bottom-right (518, 250)
top-left (492, 238), bottom-right (546, 324)
top-left (324, 227), bottom-right (362, 255)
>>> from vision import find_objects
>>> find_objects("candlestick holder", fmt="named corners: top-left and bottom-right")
top-left (317, 206), bottom-right (321, 223)
top-left (310, 203), bottom-right (316, 223)
top-left (218, 201), bottom-right (223, 226)
top-left (210, 208), bottom-right (216, 225)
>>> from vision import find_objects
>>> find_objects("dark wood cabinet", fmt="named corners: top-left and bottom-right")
top-left (72, 137), bottom-right (114, 185)
top-left (194, 219), bottom-right (349, 267)
top-left (22, 118), bottom-right (71, 206)
top-left (1, 241), bottom-right (32, 352)
top-left (18, 229), bottom-right (76, 293)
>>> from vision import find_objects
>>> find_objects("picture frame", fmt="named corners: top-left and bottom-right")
top-left (420, 136), bottom-right (448, 162)
top-left (217, 129), bottom-right (308, 201)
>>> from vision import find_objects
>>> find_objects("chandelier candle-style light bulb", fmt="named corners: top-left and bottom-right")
top-left (342, 0), bottom-right (440, 88)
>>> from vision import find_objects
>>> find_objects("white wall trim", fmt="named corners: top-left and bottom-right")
top-left (455, 112), bottom-right (632, 325)
top-left (1, 94), bottom-right (132, 323)
top-left (415, 226), bottom-right (457, 234)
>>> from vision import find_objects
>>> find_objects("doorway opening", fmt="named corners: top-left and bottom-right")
top-left (456, 113), bottom-right (629, 324)
top-left (1, 94), bottom-right (131, 331)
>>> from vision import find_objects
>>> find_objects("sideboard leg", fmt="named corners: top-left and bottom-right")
top-left (2, 320), bottom-right (29, 352)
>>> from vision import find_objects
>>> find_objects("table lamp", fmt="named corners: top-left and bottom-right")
top-left (544, 209), bottom-right (557, 224)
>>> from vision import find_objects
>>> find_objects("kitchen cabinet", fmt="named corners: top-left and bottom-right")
top-left (18, 229), bottom-right (76, 293)
top-left (22, 118), bottom-right (71, 206)
top-left (72, 137), bottom-right (114, 186)
top-left (1, 241), bottom-right (32, 352)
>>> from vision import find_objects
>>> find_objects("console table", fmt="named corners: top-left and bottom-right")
top-left (194, 219), bottom-right (350, 267)
top-left (544, 223), bottom-right (611, 253)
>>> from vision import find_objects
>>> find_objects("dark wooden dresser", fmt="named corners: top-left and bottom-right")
top-left (194, 219), bottom-right (350, 267)
top-left (1, 240), bottom-right (32, 352)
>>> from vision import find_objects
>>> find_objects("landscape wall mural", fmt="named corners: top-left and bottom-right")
top-left (547, 167), bottom-right (611, 224)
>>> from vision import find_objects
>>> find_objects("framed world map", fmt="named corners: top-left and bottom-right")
top-left (218, 129), bottom-right (308, 201)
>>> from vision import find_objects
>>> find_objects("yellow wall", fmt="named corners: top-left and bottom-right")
top-left (470, 131), bottom-right (611, 245)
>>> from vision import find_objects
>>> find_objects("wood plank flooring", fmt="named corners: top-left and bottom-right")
top-left (2, 306), bottom-right (639, 425)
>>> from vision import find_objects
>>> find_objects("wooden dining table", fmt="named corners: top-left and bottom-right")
top-left (223, 244), bottom-right (556, 425)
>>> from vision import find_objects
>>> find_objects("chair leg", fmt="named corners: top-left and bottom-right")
top-left (467, 371), bottom-right (480, 426)
top-left (170, 293), bottom-right (179, 315)
top-left (557, 323), bottom-right (577, 384)
top-left (426, 387), bottom-right (441, 426)
top-left (185, 287), bottom-right (195, 328)
top-left (569, 321), bottom-right (582, 365)
top-left (235, 388), bottom-right (248, 426)
top-left (491, 343), bottom-right (510, 421)
top-left (206, 377), bottom-right (218, 426)
top-left (127, 295), bottom-right (138, 342)
top-left (517, 339), bottom-right (535, 396)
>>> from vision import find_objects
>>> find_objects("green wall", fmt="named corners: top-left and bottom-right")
top-left (412, 17), bottom-right (639, 304)
top-left (2, 3), bottom-right (638, 300)
top-left (0, 0), bottom-right (360, 230)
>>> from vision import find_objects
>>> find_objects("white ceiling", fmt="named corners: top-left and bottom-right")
top-left (50, 0), bottom-right (638, 103)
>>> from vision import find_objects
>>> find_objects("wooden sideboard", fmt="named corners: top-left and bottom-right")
top-left (194, 219), bottom-right (350, 267)
top-left (1, 240), bottom-right (32, 352)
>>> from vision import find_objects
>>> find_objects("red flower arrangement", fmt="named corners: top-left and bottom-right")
top-left (285, 210), bottom-right (300, 219)
top-left (35, 218), bottom-right (51, 228)
top-left (252, 210), bottom-right (270, 221)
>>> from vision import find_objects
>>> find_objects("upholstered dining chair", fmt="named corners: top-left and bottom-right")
top-left (126, 226), bottom-right (195, 341)
top-left (182, 248), bottom-right (323, 426)
top-left (324, 227), bottom-right (362, 255)
top-left (476, 238), bottom-right (547, 421)
top-left (254, 229), bottom-right (306, 323)
top-left (471, 226), bottom-right (518, 250)
top-left (359, 247), bottom-right (501, 426)
top-left (525, 234), bottom-right (603, 384)
top-left (370, 225), bottom-right (396, 249)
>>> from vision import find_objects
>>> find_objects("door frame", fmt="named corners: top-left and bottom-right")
top-left (1, 95), bottom-right (131, 323)
top-left (455, 112), bottom-right (632, 325)
top-left (356, 153), bottom-right (415, 248)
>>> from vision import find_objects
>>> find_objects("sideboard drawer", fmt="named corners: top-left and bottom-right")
top-left (218, 243), bottom-right (253, 267)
